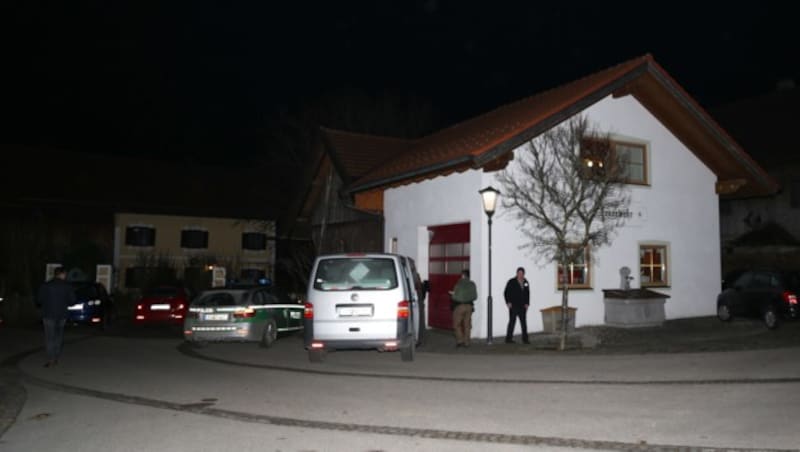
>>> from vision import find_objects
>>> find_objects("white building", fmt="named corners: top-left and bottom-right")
top-left (325, 55), bottom-right (777, 339)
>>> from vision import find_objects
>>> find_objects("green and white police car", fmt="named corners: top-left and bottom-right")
top-left (184, 285), bottom-right (304, 347)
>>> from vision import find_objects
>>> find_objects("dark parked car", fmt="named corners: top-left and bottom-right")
top-left (721, 269), bottom-right (746, 290)
top-left (68, 282), bottom-right (113, 328)
top-left (716, 269), bottom-right (800, 329)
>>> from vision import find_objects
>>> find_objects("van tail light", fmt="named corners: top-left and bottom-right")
top-left (783, 291), bottom-right (798, 305)
top-left (304, 303), bottom-right (314, 319)
top-left (397, 300), bottom-right (410, 319)
top-left (234, 307), bottom-right (256, 318)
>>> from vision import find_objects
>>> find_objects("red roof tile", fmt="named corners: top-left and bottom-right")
top-left (350, 55), bottom-right (652, 190)
top-left (320, 128), bottom-right (417, 182)
top-left (336, 54), bottom-right (777, 199)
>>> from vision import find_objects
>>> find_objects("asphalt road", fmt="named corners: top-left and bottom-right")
top-left (1, 323), bottom-right (799, 452)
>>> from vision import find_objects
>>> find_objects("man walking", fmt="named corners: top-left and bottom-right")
top-left (504, 267), bottom-right (530, 344)
top-left (450, 269), bottom-right (477, 347)
top-left (36, 267), bottom-right (75, 367)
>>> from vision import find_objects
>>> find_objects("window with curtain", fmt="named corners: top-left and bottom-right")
top-left (640, 244), bottom-right (668, 286)
top-left (556, 246), bottom-right (591, 289)
top-left (580, 139), bottom-right (648, 184)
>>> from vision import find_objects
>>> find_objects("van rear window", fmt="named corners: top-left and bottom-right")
top-left (313, 258), bottom-right (398, 291)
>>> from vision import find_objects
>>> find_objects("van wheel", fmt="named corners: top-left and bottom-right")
top-left (308, 349), bottom-right (325, 363)
top-left (401, 335), bottom-right (415, 362)
top-left (260, 320), bottom-right (277, 348)
top-left (763, 307), bottom-right (778, 329)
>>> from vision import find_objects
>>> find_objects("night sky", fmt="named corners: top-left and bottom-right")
top-left (4, 1), bottom-right (798, 165)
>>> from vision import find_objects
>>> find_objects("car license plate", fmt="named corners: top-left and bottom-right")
top-left (290, 311), bottom-right (301, 319)
top-left (337, 306), bottom-right (372, 317)
top-left (68, 304), bottom-right (84, 311)
top-left (203, 313), bottom-right (229, 321)
top-left (150, 304), bottom-right (170, 311)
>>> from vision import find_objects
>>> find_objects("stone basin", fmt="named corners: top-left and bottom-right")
top-left (602, 288), bottom-right (670, 328)
top-left (602, 288), bottom-right (671, 299)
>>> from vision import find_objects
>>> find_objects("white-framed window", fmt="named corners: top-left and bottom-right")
top-left (581, 138), bottom-right (649, 185)
top-left (615, 141), bottom-right (648, 185)
top-left (242, 232), bottom-right (267, 251)
top-left (556, 246), bottom-right (591, 289)
top-left (639, 243), bottom-right (669, 287)
top-left (125, 225), bottom-right (156, 247)
top-left (181, 228), bottom-right (208, 249)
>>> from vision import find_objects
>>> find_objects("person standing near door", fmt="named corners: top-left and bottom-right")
top-left (36, 267), bottom-right (75, 367)
top-left (504, 267), bottom-right (530, 344)
top-left (450, 269), bottom-right (477, 347)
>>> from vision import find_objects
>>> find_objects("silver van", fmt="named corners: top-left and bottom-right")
top-left (303, 253), bottom-right (421, 362)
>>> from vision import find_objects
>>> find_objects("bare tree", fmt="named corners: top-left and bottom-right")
top-left (496, 115), bottom-right (631, 350)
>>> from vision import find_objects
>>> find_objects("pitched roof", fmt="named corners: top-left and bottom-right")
top-left (278, 129), bottom-right (414, 238)
top-left (320, 128), bottom-right (415, 184)
top-left (338, 54), bottom-right (777, 199)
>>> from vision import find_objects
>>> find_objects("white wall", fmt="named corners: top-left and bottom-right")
top-left (384, 94), bottom-right (721, 338)
top-left (383, 170), bottom-right (487, 333)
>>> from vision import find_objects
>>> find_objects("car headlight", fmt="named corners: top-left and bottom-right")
top-left (87, 299), bottom-right (103, 306)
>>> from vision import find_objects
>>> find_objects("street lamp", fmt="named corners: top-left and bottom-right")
top-left (479, 185), bottom-right (500, 345)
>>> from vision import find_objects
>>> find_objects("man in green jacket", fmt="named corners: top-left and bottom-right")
top-left (450, 269), bottom-right (477, 347)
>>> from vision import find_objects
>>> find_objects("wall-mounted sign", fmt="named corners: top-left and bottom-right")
top-left (602, 202), bottom-right (647, 227)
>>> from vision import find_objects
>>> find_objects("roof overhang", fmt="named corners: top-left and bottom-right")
top-left (344, 55), bottom-right (778, 211)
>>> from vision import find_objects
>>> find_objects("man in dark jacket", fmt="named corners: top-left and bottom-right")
top-left (504, 267), bottom-right (530, 344)
top-left (36, 267), bottom-right (75, 367)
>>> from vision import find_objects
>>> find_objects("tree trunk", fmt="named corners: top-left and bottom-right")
top-left (559, 259), bottom-right (570, 351)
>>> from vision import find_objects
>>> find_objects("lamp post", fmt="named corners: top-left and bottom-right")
top-left (479, 186), bottom-right (500, 345)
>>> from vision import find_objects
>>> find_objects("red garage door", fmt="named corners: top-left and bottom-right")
top-left (428, 223), bottom-right (470, 330)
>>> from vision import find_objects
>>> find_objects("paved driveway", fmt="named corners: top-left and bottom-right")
top-left (2, 318), bottom-right (799, 451)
